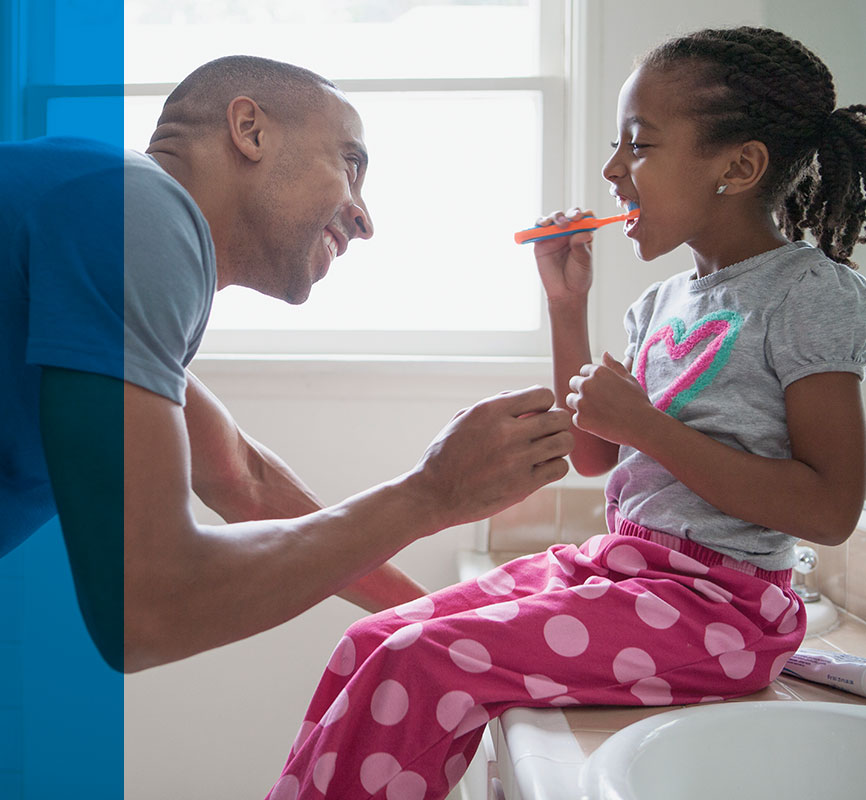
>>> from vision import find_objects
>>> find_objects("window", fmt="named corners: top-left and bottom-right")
top-left (124, 1), bottom-right (573, 356)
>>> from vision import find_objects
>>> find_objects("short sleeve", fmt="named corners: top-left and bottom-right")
top-left (26, 160), bottom-right (125, 380)
top-left (766, 259), bottom-right (866, 389)
top-left (623, 282), bottom-right (662, 363)
top-left (122, 155), bottom-right (215, 405)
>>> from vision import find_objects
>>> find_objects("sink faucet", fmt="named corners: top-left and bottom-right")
top-left (792, 544), bottom-right (821, 603)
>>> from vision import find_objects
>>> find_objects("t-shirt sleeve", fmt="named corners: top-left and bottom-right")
top-left (122, 162), bottom-right (214, 405)
top-left (25, 163), bottom-right (125, 381)
top-left (623, 281), bottom-right (662, 363)
top-left (766, 260), bottom-right (866, 389)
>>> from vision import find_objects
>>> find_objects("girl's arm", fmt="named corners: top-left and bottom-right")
top-left (570, 356), bottom-right (866, 546)
top-left (534, 211), bottom-right (621, 476)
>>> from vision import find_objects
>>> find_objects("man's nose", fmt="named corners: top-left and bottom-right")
top-left (351, 202), bottom-right (374, 240)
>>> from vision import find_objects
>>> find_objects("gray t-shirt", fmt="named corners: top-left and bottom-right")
top-left (123, 151), bottom-right (216, 404)
top-left (606, 242), bottom-right (866, 570)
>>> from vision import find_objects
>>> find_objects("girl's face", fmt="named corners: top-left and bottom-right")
top-left (602, 65), bottom-right (734, 265)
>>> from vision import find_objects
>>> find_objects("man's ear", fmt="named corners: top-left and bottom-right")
top-left (719, 140), bottom-right (770, 195)
top-left (226, 96), bottom-right (267, 163)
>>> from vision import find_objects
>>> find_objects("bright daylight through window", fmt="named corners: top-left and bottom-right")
top-left (124, 1), bottom-right (564, 355)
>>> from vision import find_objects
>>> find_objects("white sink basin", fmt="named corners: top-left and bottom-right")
top-left (579, 701), bottom-right (866, 800)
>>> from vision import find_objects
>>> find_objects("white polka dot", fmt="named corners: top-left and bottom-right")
top-left (524, 673), bottom-right (569, 699)
top-left (704, 622), bottom-right (745, 656)
top-left (326, 635), bottom-right (356, 676)
top-left (584, 534), bottom-right (605, 557)
top-left (360, 753), bottom-right (402, 794)
top-left (291, 720), bottom-right (316, 755)
top-left (321, 688), bottom-right (349, 727)
top-left (386, 771), bottom-right (427, 800)
top-left (395, 596), bottom-right (435, 621)
top-left (455, 704), bottom-right (490, 738)
top-left (543, 615), bottom-right (589, 657)
top-left (445, 754), bottom-right (468, 790)
top-left (572, 551), bottom-right (597, 568)
top-left (449, 639), bottom-right (492, 673)
top-left (312, 752), bottom-right (337, 794)
top-left (668, 550), bottom-right (710, 575)
top-left (548, 548), bottom-right (576, 576)
top-left (475, 601), bottom-right (520, 622)
top-left (777, 602), bottom-right (800, 634)
top-left (545, 577), bottom-right (568, 592)
top-left (719, 650), bottom-right (757, 679)
top-left (371, 680), bottom-right (409, 725)
top-left (477, 568), bottom-right (516, 596)
top-left (693, 579), bottom-right (733, 603)
top-left (612, 647), bottom-right (657, 683)
top-left (547, 694), bottom-right (580, 707)
top-left (769, 650), bottom-right (796, 681)
top-left (270, 774), bottom-right (299, 800)
top-left (571, 578), bottom-right (612, 599)
top-left (630, 677), bottom-right (672, 705)
top-left (549, 695), bottom-right (579, 707)
top-left (436, 690), bottom-right (475, 731)
top-left (759, 584), bottom-right (789, 621)
top-left (700, 695), bottom-right (724, 704)
top-left (607, 544), bottom-right (648, 576)
top-left (384, 623), bottom-right (423, 650)
top-left (635, 591), bottom-right (681, 629)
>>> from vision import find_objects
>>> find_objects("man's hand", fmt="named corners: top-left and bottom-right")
top-left (412, 385), bottom-right (572, 529)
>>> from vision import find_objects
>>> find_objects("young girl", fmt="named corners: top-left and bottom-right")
top-left (266, 27), bottom-right (866, 800)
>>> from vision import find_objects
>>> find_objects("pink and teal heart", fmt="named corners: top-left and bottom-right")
top-left (635, 310), bottom-right (743, 417)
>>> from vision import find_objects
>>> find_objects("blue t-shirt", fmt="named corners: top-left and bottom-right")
top-left (0, 138), bottom-right (215, 558)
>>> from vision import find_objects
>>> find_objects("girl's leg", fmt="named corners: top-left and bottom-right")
top-left (267, 531), bottom-right (805, 800)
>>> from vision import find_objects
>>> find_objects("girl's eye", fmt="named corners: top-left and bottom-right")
top-left (610, 141), bottom-right (649, 153)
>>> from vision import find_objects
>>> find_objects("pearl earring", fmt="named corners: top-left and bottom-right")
top-left (716, 184), bottom-right (728, 195)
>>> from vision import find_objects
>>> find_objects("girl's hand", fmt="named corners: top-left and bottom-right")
top-left (533, 208), bottom-right (595, 300)
top-left (567, 352), bottom-right (656, 446)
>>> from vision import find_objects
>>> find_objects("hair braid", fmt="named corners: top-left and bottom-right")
top-left (641, 27), bottom-right (866, 267)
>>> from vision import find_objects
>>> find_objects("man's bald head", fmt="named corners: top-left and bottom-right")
top-left (151, 55), bottom-right (339, 139)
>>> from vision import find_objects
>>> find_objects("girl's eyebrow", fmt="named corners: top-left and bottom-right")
top-left (624, 115), bottom-right (660, 131)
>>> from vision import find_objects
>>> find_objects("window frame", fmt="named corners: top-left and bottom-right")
top-left (33, 0), bottom-right (591, 357)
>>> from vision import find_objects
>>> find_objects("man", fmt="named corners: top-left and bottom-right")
top-left (1, 56), bottom-right (572, 674)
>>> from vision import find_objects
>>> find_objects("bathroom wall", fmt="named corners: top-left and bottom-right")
top-left (123, 2), bottom-right (866, 798)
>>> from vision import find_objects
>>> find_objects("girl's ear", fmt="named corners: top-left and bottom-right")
top-left (226, 96), bottom-right (267, 163)
top-left (719, 140), bottom-right (770, 195)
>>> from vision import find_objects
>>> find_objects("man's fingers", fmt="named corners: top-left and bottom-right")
top-left (520, 407), bottom-right (572, 440)
top-left (489, 385), bottom-right (556, 418)
top-left (530, 430), bottom-right (575, 464)
top-left (531, 456), bottom-right (570, 485)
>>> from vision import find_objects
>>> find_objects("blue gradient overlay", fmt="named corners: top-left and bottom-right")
top-left (0, 1), bottom-right (124, 797)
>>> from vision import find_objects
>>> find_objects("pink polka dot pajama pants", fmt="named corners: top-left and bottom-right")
top-left (266, 517), bottom-right (806, 800)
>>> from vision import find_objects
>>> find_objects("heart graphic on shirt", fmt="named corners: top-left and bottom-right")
top-left (634, 310), bottom-right (743, 417)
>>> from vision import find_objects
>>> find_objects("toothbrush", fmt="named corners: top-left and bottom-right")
top-left (514, 202), bottom-right (640, 245)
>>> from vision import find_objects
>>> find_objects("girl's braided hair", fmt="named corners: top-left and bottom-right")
top-left (641, 27), bottom-right (866, 268)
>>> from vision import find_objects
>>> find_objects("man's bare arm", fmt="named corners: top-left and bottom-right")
top-left (184, 370), bottom-right (427, 611)
top-left (41, 367), bottom-right (572, 672)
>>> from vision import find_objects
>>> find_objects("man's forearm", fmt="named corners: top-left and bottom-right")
top-left (125, 469), bottom-right (440, 671)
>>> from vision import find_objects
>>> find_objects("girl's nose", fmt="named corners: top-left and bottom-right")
top-left (601, 149), bottom-right (625, 183)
